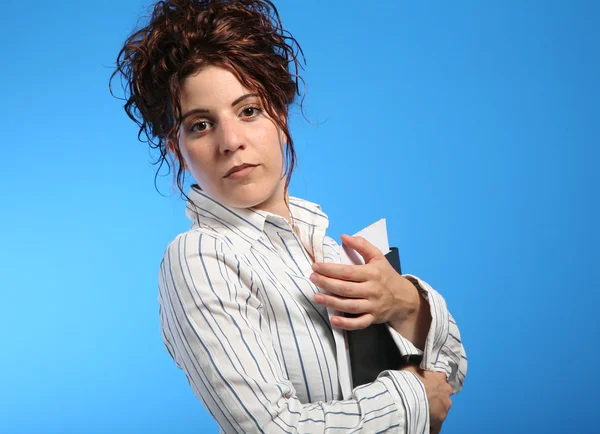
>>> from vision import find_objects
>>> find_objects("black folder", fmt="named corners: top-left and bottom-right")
top-left (346, 247), bottom-right (422, 388)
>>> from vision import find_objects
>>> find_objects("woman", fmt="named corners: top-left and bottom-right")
top-left (111, 0), bottom-right (467, 432)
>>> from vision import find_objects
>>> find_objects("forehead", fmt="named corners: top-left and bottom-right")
top-left (180, 66), bottom-right (251, 107)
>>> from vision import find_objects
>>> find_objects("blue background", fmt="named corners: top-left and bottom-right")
top-left (1, 0), bottom-right (598, 433)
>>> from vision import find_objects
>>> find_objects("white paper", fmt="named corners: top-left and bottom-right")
top-left (329, 218), bottom-right (391, 399)
top-left (339, 218), bottom-right (391, 265)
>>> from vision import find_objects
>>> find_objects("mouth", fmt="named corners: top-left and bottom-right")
top-left (224, 163), bottom-right (259, 178)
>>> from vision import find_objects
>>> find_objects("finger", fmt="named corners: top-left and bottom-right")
top-left (310, 273), bottom-right (365, 298)
top-left (314, 292), bottom-right (371, 314)
top-left (311, 261), bottom-right (375, 283)
top-left (330, 313), bottom-right (375, 330)
top-left (340, 234), bottom-right (385, 264)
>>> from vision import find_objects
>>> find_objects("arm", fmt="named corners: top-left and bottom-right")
top-left (386, 277), bottom-right (431, 352)
top-left (159, 231), bottom-right (431, 434)
top-left (388, 275), bottom-right (468, 394)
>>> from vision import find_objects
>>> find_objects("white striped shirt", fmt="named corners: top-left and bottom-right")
top-left (158, 185), bottom-right (467, 433)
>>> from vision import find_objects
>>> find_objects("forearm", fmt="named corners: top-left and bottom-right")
top-left (388, 276), bottom-right (432, 351)
top-left (392, 274), bottom-right (468, 393)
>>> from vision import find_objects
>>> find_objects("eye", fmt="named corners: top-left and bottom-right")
top-left (240, 105), bottom-right (261, 118)
top-left (189, 120), bottom-right (212, 133)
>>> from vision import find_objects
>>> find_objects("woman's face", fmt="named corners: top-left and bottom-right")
top-left (174, 65), bottom-right (287, 213)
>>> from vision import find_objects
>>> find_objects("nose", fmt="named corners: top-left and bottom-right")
top-left (217, 117), bottom-right (245, 154)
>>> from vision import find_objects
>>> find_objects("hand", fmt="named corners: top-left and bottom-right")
top-left (401, 365), bottom-right (452, 434)
top-left (310, 234), bottom-right (420, 330)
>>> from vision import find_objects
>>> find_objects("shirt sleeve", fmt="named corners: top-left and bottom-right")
top-left (386, 324), bottom-right (423, 356)
top-left (158, 230), bottom-right (431, 434)
top-left (391, 274), bottom-right (468, 394)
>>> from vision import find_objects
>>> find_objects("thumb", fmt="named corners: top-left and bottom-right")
top-left (340, 234), bottom-right (384, 264)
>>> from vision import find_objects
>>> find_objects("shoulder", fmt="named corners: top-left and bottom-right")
top-left (160, 227), bottom-right (234, 270)
top-left (158, 227), bottom-right (244, 297)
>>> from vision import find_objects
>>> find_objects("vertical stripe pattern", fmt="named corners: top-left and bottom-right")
top-left (157, 186), bottom-right (467, 433)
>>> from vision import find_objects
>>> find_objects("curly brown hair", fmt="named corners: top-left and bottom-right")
top-left (109, 0), bottom-right (305, 204)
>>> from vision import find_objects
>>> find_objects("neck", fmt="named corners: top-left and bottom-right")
top-left (251, 181), bottom-right (292, 225)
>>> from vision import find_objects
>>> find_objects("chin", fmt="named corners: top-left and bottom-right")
top-left (219, 184), bottom-right (276, 210)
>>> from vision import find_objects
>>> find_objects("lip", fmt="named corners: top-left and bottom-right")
top-left (224, 163), bottom-right (258, 178)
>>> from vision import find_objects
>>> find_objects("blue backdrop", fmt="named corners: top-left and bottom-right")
top-left (1, 1), bottom-right (598, 433)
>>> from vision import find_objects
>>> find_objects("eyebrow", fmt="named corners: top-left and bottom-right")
top-left (181, 93), bottom-right (258, 121)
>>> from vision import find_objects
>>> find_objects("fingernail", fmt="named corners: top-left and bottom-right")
top-left (314, 293), bottom-right (324, 303)
top-left (310, 273), bottom-right (318, 283)
top-left (312, 262), bottom-right (319, 271)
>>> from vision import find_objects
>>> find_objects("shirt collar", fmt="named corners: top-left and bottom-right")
top-left (185, 185), bottom-right (329, 243)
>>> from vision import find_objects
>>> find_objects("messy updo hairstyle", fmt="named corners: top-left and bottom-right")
top-left (109, 0), bottom-right (305, 205)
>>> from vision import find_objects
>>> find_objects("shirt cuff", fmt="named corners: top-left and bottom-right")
top-left (378, 370), bottom-right (430, 434)
top-left (386, 323), bottom-right (424, 356)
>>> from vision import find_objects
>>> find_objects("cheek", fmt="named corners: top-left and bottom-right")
top-left (259, 124), bottom-right (285, 164)
top-left (179, 140), bottom-right (211, 175)
top-left (178, 144), bottom-right (194, 172)
top-left (265, 139), bottom-right (285, 174)
top-left (176, 143), bottom-right (189, 168)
